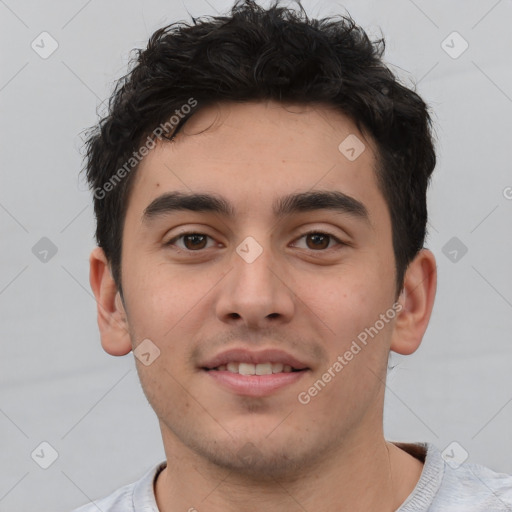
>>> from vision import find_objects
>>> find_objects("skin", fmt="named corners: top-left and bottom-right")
top-left (89, 100), bottom-right (437, 512)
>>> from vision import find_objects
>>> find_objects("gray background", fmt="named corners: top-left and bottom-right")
top-left (1, 0), bottom-right (511, 510)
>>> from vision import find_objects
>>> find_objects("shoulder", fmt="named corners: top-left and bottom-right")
top-left (70, 483), bottom-right (134, 512)
top-left (397, 442), bottom-right (512, 511)
top-left (69, 461), bottom-right (166, 512)
top-left (435, 456), bottom-right (512, 511)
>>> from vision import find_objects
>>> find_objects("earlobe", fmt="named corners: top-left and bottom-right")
top-left (390, 249), bottom-right (437, 355)
top-left (89, 247), bottom-right (132, 356)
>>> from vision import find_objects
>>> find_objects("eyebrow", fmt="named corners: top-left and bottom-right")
top-left (142, 190), bottom-right (372, 228)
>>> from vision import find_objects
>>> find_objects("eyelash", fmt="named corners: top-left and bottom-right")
top-left (165, 230), bottom-right (347, 254)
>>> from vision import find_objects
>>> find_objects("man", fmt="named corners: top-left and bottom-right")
top-left (74, 1), bottom-right (512, 510)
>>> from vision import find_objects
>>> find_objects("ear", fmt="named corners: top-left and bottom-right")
top-left (390, 248), bottom-right (437, 355)
top-left (89, 246), bottom-right (132, 356)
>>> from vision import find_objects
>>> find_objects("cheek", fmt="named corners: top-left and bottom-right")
top-left (122, 265), bottom-right (178, 341)
top-left (122, 262), bottom-right (221, 355)
top-left (303, 270), bottom-right (393, 371)
top-left (303, 283), bottom-right (392, 421)
top-left (300, 271), bottom-right (379, 337)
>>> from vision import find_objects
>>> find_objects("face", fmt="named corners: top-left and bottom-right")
top-left (118, 100), bottom-right (399, 478)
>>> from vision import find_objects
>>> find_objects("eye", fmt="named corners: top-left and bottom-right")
top-left (165, 230), bottom-right (347, 253)
top-left (165, 232), bottom-right (217, 251)
top-left (292, 231), bottom-right (346, 251)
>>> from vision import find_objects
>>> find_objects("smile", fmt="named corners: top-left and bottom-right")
top-left (206, 362), bottom-right (303, 375)
top-left (204, 366), bottom-right (309, 397)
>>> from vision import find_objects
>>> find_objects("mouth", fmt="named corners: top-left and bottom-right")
top-left (200, 348), bottom-right (311, 397)
top-left (203, 362), bottom-right (306, 375)
top-left (202, 362), bottom-right (309, 397)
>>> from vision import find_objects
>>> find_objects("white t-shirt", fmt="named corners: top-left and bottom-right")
top-left (71, 442), bottom-right (512, 511)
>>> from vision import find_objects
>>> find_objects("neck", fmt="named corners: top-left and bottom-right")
top-left (154, 427), bottom-right (424, 512)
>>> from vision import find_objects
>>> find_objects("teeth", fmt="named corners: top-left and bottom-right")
top-left (272, 362), bottom-right (284, 373)
top-left (227, 362), bottom-right (239, 373)
top-left (216, 362), bottom-right (295, 375)
top-left (255, 363), bottom-right (273, 375)
top-left (239, 363), bottom-right (255, 375)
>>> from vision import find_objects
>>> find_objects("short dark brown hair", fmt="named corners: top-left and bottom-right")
top-left (83, 0), bottom-right (436, 299)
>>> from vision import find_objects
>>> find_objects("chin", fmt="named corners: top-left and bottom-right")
top-left (178, 427), bottom-right (326, 481)
top-left (200, 443), bottom-right (310, 480)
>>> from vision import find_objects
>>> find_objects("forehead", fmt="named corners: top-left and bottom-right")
top-left (126, 100), bottom-right (388, 231)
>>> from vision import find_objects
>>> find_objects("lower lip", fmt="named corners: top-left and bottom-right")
top-left (205, 369), bottom-right (308, 397)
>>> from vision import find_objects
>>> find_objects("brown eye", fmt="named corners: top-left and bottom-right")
top-left (182, 234), bottom-right (208, 250)
top-left (166, 233), bottom-right (214, 251)
top-left (293, 231), bottom-right (346, 251)
top-left (305, 233), bottom-right (330, 250)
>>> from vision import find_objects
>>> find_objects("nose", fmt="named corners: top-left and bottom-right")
top-left (215, 236), bottom-right (295, 330)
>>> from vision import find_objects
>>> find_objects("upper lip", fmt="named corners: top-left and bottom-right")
top-left (201, 348), bottom-right (310, 370)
